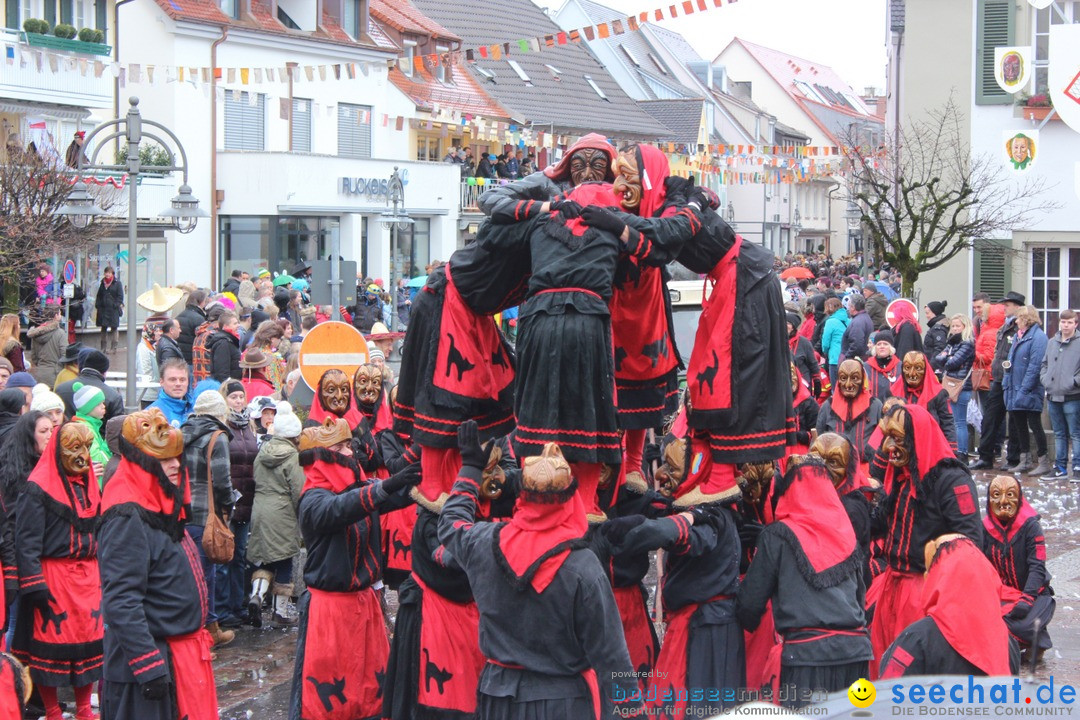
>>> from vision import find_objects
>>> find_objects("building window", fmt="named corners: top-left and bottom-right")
top-left (393, 217), bottom-right (430, 282)
top-left (435, 45), bottom-right (450, 83)
top-left (291, 97), bottom-right (311, 152)
top-left (277, 216), bottom-right (337, 271)
top-left (343, 0), bottom-right (364, 40)
top-left (545, 64), bottom-right (561, 81)
top-left (219, 0), bottom-right (240, 20)
top-left (224, 92), bottom-right (265, 150)
top-left (220, 215), bottom-right (339, 279)
top-left (402, 40), bottom-right (416, 77)
top-left (648, 52), bottom-right (668, 75)
top-left (416, 136), bottom-right (439, 162)
top-left (221, 216), bottom-right (271, 279)
top-left (1028, 245), bottom-right (1080, 336)
top-left (1033, 2), bottom-right (1080, 93)
top-left (507, 59), bottom-right (533, 86)
top-left (337, 102), bottom-right (372, 158)
top-left (584, 75), bottom-right (608, 101)
top-left (621, 44), bottom-right (641, 67)
top-left (73, 0), bottom-right (93, 29)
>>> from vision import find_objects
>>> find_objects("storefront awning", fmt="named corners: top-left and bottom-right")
top-left (0, 99), bottom-right (91, 121)
top-left (277, 205), bottom-right (449, 216)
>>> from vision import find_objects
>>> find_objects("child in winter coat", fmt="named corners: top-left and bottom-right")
top-left (72, 382), bottom-right (111, 482)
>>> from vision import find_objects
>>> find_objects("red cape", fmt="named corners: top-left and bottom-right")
top-left (308, 389), bottom-right (364, 429)
top-left (635, 144), bottom-right (670, 218)
top-left (543, 133), bottom-right (616, 184)
top-left (829, 383), bottom-right (872, 424)
top-left (983, 491), bottom-right (1039, 545)
top-left (775, 461), bottom-right (856, 573)
top-left (28, 426), bottom-right (100, 519)
top-left (101, 442), bottom-right (190, 521)
top-left (301, 451), bottom-right (365, 495)
top-left (498, 488), bottom-right (588, 594)
top-left (924, 538), bottom-right (1011, 675)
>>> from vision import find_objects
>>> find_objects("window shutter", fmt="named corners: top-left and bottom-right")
top-left (7, 2), bottom-right (18, 30)
top-left (95, 0), bottom-right (107, 39)
top-left (60, 0), bottom-right (72, 24)
top-left (973, 239), bottom-right (1010, 298)
top-left (292, 98), bottom-right (311, 152)
top-left (976, 0), bottom-right (1014, 105)
top-left (44, 0), bottom-right (56, 25)
top-left (224, 92), bottom-right (265, 151)
top-left (337, 103), bottom-right (371, 159)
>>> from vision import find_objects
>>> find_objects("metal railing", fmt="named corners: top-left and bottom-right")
top-left (459, 177), bottom-right (516, 211)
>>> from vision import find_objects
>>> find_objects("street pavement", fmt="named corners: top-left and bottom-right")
top-left (210, 468), bottom-right (1080, 716)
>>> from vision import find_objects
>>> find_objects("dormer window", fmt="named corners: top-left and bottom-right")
top-left (402, 39), bottom-right (416, 77)
top-left (342, 0), bottom-right (368, 41)
top-left (507, 60), bottom-right (533, 87)
top-left (435, 44), bottom-right (450, 83)
top-left (219, 0), bottom-right (241, 20)
top-left (584, 75), bottom-right (608, 101)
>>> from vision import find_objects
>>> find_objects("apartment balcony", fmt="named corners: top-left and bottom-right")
top-left (459, 177), bottom-right (507, 213)
top-left (0, 28), bottom-right (114, 110)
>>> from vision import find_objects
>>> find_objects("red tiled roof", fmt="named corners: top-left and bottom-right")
top-left (152, 0), bottom-right (396, 52)
top-left (369, 0), bottom-right (457, 41)
top-left (388, 62), bottom-right (511, 120)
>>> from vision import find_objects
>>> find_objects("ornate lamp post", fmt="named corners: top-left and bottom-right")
top-left (379, 166), bottom-right (413, 332)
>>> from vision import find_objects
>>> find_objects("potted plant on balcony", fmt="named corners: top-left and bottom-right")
top-left (1018, 93), bottom-right (1055, 122)
top-left (22, 18), bottom-right (111, 56)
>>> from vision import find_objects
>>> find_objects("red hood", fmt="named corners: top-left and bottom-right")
top-left (28, 426), bottom-right (100, 520)
top-left (883, 404), bottom-right (956, 498)
top-left (300, 450), bottom-right (365, 495)
top-left (924, 538), bottom-right (1011, 676)
top-left (891, 354), bottom-right (945, 407)
top-left (101, 439), bottom-right (190, 523)
top-left (829, 379), bottom-right (872, 424)
top-left (983, 489), bottom-right (1039, 545)
top-left (543, 133), bottom-right (616, 183)
top-left (499, 485), bottom-right (588, 593)
top-left (309, 383), bottom-right (364, 429)
top-left (774, 460), bottom-right (856, 573)
top-left (633, 144), bottom-right (671, 218)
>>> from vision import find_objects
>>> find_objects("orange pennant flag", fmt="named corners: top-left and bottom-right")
top-left (597, 22), bottom-right (610, 38)
top-left (682, 1), bottom-right (695, 14)
top-left (655, 8), bottom-right (664, 20)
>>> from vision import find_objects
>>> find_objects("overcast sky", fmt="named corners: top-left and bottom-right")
top-left (531, 0), bottom-right (889, 93)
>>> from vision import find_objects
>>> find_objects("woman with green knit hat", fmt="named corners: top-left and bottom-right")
top-left (72, 381), bottom-right (111, 483)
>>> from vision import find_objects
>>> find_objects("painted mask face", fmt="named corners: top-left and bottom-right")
top-left (739, 462), bottom-right (775, 504)
top-left (480, 443), bottom-right (506, 499)
top-left (612, 150), bottom-right (641, 211)
top-left (988, 475), bottom-right (1021, 523)
top-left (879, 410), bottom-right (911, 468)
top-left (521, 442), bottom-right (572, 493)
top-left (654, 438), bottom-right (688, 497)
top-left (809, 432), bottom-right (851, 488)
top-left (902, 352), bottom-right (926, 388)
top-left (59, 422), bottom-right (94, 476)
top-left (837, 359), bottom-right (864, 399)
top-left (569, 147), bottom-right (611, 187)
top-left (319, 370), bottom-right (352, 416)
top-left (353, 364), bottom-right (382, 408)
top-left (790, 363), bottom-right (800, 395)
top-left (122, 409), bottom-right (184, 460)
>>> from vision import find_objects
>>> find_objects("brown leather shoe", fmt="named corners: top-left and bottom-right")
top-left (206, 621), bottom-right (235, 647)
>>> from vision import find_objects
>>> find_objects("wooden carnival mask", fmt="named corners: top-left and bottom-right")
top-left (790, 362), bottom-right (800, 395)
top-left (654, 437), bottom-right (688, 497)
top-left (902, 352), bottom-right (926, 388)
top-left (570, 147), bottom-right (612, 187)
top-left (521, 442), bottom-right (573, 493)
top-left (879, 409), bottom-right (911, 469)
top-left (59, 422), bottom-right (94, 476)
top-left (988, 475), bottom-right (1021, 524)
top-left (480, 443), bottom-right (506, 500)
top-left (738, 461), bottom-right (775, 504)
top-left (352, 363), bottom-right (382, 409)
top-left (318, 369), bottom-right (352, 416)
top-left (122, 408), bottom-right (184, 460)
top-left (612, 149), bottom-right (641, 211)
top-left (837, 359), bottom-right (865, 400)
top-left (809, 432), bottom-right (851, 488)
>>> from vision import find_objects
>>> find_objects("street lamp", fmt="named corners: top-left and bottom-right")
top-left (726, 201), bottom-right (736, 229)
top-left (845, 201), bottom-right (864, 274)
top-left (56, 96), bottom-right (207, 409)
top-left (379, 166), bottom-right (413, 332)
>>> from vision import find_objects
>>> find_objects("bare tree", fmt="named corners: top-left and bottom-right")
top-left (845, 98), bottom-right (1055, 296)
top-left (0, 147), bottom-right (121, 313)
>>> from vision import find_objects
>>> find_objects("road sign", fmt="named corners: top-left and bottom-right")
top-left (63, 260), bottom-right (76, 284)
top-left (309, 259), bottom-right (358, 307)
top-left (297, 321), bottom-right (369, 391)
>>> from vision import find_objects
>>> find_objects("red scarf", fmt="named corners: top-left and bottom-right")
top-left (27, 429), bottom-right (101, 519)
top-left (774, 462), bottom-right (856, 573)
top-left (308, 391), bottom-right (364, 429)
top-left (792, 376), bottom-right (812, 407)
top-left (359, 395), bottom-right (394, 434)
top-left (101, 445), bottom-right (190, 521)
top-left (635, 144), bottom-right (670, 218)
top-left (301, 452), bottom-right (364, 495)
top-left (923, 538), bottom-right (1011, 675)
top-left (982, 492), bottom-right (1038, 545)
top-left (883, 404), bottom-right (956, 499)
top-left (890, 355), bottom-right (945, 408)
top-left (829, 383), bottom-right (871, 424)
top-left (498, 488), bottom-right (588, 593)
top-left (797, 316), bottom-right (815, 341)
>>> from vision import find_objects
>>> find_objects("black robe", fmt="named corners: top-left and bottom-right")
top-left (438, 469), bottom-right (644, 719)
top-left (815, 393), bottom-right (883, 464)
top-left (880, 617), bottom-right (1020, 678)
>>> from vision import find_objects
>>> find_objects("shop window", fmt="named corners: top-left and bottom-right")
top-left (392, 217), bottom-right (430, 283)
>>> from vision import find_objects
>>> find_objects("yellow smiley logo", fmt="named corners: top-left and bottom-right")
top-left (848, 678), bottom-right (876, 708)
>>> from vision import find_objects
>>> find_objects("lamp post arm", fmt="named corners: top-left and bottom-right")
top-left (141, 119), bottom-right (191, 183)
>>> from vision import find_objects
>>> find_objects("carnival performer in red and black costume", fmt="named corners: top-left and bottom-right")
top-left (13, 422), bottom-right (101, 720)
top-left (880, 534), bottom-right (1018, 677)
top-left (868, 404), bottom-right (982, 677)
top-left (982, 474), bottom-right (1055, 660)
top-left (98, 409), bottom-right (218, 720)
top-left (604, 441), bottom-right (744, 719)
top-left (288, 417), bottom-right (420, 720)
top-left (0, 492), bottom-right (14, 637)
top-left (438, 423), bottom-right (644, 719)
top-left (816, 359), bottom-right (883, 469)
top-left (809, 432), bottom-right (874, 591)
top-left (736, 457), bottom-right (872, 708)
top-left (787, 362), bottom-right (819, 463)
top-left (890, 351), bottom-right (957, 449)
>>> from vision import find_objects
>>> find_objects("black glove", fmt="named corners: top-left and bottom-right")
top-left (688, 506), bottom-right (718, 530)
top-left (140, 676), bottom-right (170, 701)
top-left (738, 520), bottom-right (764, 551)
top-left (579, 205), bottom-right (626, 237)
top-left (1007, 599), bottom-right (1033, 620)
top-left (457, 421), bottom-right (495, 471)
top-left (21, 588), bottom-right (52, 610)
top-left (601, 515), bottom-right (642, 547)
top-left (689, 186), bottom-right (721, 211)
top-left (663, 176), bottom-right (692, 205)
top-left (549, 197), bottom-right (583, 219)
top-left (642, 442), bottom-right (661, 465)
top-left (381, 464), bottom-right (422, 493)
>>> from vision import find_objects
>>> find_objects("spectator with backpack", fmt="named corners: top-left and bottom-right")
top-left (207, 310), bottom-right (242, 383)
top-left (177, 289), bottom-right (209, 364)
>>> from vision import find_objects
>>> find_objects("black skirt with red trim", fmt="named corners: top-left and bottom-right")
top-left (615, 373), bottom-right (680, 431)
top-left (512, 291), bottom-right (621, 465)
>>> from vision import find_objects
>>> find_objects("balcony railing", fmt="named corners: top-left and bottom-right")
top-left (460, 177), bottom-right (515, 212)
top-left (0, 27), bottom-right (114, 109)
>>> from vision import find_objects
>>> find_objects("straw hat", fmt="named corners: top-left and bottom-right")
top-left (366, 321), bottom-right (404, 341)
top-left (137, 283), bottom-right (184, 314)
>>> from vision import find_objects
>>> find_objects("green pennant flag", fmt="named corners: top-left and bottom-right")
top-left (518, 38), bottom-right (530, 53)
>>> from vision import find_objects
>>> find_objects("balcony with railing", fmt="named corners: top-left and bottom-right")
top-left (460, 178), bottom-right (512, 213)
top-left (0, 27), bottom-right (113, 109)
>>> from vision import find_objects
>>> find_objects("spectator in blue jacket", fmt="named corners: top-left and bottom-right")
top-left (1003, 305), bottom-right (1049, 475)
top-left (932, 314), bottom-right (976, 460)
top-left (821, 296), bottom-right (850, 385)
